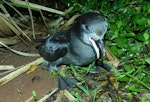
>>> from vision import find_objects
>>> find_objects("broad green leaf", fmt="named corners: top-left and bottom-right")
top-left (143, 32), bottom-right (149, 41)
top-left (122, 54), bottom-right (134, 61)
top-left (122, 32), bottom-right (135, 37)
top-left (115, 37), bottom-right (128, 48)
top-left (124, 65), bottom-right (132, 72)
top-left (142, 2), bottom-right (150, 14)
top-left (133, 14), bottom-right (140, 25)
top-left (32, 91), bottom-right (37, 100)
top-left (117, 76), bottom-right (130, 82)
top-left (127, 85), bottom-right (144, 92)
top-left (116, 20), bottom-right (123, 29)
top-left (147, 19), bottom-right (150, 27)
top-left (127, 6), bottom-right (137, 14)
top-left (145, 58), bottom-right (150, 64)
top-left (135, 34), bottom-right (146, 41)
top-left (138, 17), bottom-right (147, 25)
top-left (148, 3), bottom-right (150, 13)
top-left (110, 46), bottom-right (124, 57)
top-left (118, 49), bottom-right (125, 56)
top-left (129, 43), bottom-right (142, 53)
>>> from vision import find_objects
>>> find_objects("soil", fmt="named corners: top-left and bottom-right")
top-left (0, 43), bottom-right (58, 102)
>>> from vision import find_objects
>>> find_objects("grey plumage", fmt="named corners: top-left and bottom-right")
top-left (38, 12), bottom-right (108, 71)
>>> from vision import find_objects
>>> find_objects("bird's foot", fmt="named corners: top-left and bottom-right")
top-left (42, 61), bottom-right (59, 72)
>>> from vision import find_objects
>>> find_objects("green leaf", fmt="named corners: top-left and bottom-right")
top-left (122, 32), bottom-right (135, 37)
top-left (143, 32), bottom-right (149, 41)
top-left (129, 42), bottom-right (142, 53)
top-left (133, 14), bottom-right (140, 25)
top-left (145, 58), bottom-right (150, 64)
top-left (127, 6), bottom-right (137, 14)
top-left (70, 91), bottom-right (84, 102)
top-left (110, 46), bottom-right (124, 57)
top-left (122, 54), bottom-right (134, 61)
top-left (147, 19), bottom-right (150, 27)
top-left (127, 85), bottom-right (144, 92)
top-left (135, 34), bottom-right (146, 41)
top-left (148, 3), bottom-right (150, 13)
top-left (109, 23), bottom-right (117, 32)
top-left (124, 65), bottom-right (132, 72)
top-left (118, 49), bottom-right (125, 56)
top-left (75, 84), bottom-right (89, 96)
top-left (115, 37), bottom-right (128, 48)
top-left (116, 20), bottom-right (123, 29)
top-left (16, 89), bottom-right (22, 95)
top-left (32, 91), bottom-right (37, 100)
top-left (117, 76), bottom-right (130, 82)
top-left (138, 17), bottom-right (147, 25)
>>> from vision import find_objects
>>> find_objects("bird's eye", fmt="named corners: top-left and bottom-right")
top-left (85, 25), bottom-right (89, 30)
top-left (81, 24), bottom-right (90, 32)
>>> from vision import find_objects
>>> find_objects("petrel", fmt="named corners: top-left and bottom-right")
top-left (38, 12), bottom-right (108, 71)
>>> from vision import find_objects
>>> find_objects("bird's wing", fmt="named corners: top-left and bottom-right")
top-left (50, 30), bottom-right (70, 43)
top-left (48, 47), bottom-right (67, 61)
top-left (40, 30), bottom-right (70, 62)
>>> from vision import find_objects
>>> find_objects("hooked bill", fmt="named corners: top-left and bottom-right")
top-left (88, 37), bottom-right (100, 59)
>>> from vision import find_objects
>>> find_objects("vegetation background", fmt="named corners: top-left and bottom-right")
top-left (0, 0), bottom-right (150, 102)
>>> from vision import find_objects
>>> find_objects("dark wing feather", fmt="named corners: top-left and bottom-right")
top-left (50, 30), bottom-right (71, 43)
top-left (39, 30), bottom-right (69, 62)
top-left (48, 47), bottom-right (67, 61)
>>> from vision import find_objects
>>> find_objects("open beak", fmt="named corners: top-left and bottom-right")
top-left (88, 37), bottom-right (105, 59)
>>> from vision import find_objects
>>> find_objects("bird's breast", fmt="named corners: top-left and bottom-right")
top-left (62, 39), bottom-right (96, 66)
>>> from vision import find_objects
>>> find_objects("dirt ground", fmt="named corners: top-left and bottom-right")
top-left (0, 43), bottom-right (58, 102)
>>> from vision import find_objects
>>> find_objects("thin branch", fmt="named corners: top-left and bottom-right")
top-left (0, 57), bottom-right (44, 86)
top-left (0, 42), bottom-right (40, 57)
top-left (25, 0), bottom-right (35, 39)
top-left (3, 0), bottom-right (28, 22)
top-left (10, 0), bottom-right (65, 15)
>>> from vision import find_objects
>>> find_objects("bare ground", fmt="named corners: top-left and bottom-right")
top-left (0, 43), bottom-right (57, 102)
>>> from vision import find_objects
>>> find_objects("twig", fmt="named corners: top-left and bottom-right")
top-left (39, 10), bottom-right (48, 28)
top-left (0, 42), bottom-right (40, 57)
top-left (64, 3), bottom-right (82, 15)
top-left (0, 57), bottom-right (44, 86)
top-left (55, 90), bottom-right (64, 102)
top-left (25, 96), bottom-right (34, 102)
top-left (0, 37), bottom-right (20, 47)
top-left (105, 46), bottom-right (120, 67)
top-left (38, 88), bottom-right (58, 102)
top-left (64, 90), bottom-right (76, 100)
top-left (25, 0), bottom-right (35, 39)
top-left (64, 14), bottom-right (80, 27)
top-left (55, 90), bottom-right (76, 102)
top-left (3, 0), bottom-right (28, 22)
top-left (0, 68), bottom-right (17, 76)
top-left (0, 4), bottom-right (31, 41)
top-left (10, 0), bottom-right (65, 15)
top-left (0, 65), bottom-right (15, 70)
top-left (58, 14), bottom-right (80, 31)
top-left (0, 13), bottom-right (28, 44)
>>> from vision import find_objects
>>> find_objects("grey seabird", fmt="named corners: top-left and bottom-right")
top-left (38, 12), bottom-right (108, 71)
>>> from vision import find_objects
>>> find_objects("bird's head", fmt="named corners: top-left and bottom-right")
top-left (74, 12), bottom-right (108, 59)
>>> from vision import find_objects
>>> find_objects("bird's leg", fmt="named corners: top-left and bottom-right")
top-left (95, 59), bottom-right (112, 72)
top-left (42, 61), bottom-right (59, 72)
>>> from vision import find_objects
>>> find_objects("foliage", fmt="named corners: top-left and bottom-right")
top-left (1, 0), bottom-right (149, 101)
top-left (64, 0), bottom-right (150, 101)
